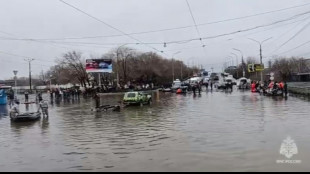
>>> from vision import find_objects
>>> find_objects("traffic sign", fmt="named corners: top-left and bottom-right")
top-left (248, 64), bottom-right (264, 72)
top-left (254, 64), bottom-right (264, 71)
top-left (248, 64), bottom-right (255, 72)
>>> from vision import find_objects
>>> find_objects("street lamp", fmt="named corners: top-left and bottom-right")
top-left (230, 53), bottom-right (238, 67)
top-left (172, 51), bottom-right (181, 81)
top-left (233, 48), bottom-right (245, 77)
top-left (248, 37), bottom-right (272, 82)
top-left (49, 75), bottom-right (53, 91)
top-left (13, 70), bottom-right (18, 99)
top-left (230, 52), bottom-right (239, 78)
top-left (226, 56), bottom-right (234, 67)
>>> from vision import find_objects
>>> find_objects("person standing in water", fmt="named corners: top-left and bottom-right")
top-left (24, 90), bottom-right (29, 102)
top-left (284, 81), bottom-right (288, 97)
top-left (93, 93), bottom-right (100, 109)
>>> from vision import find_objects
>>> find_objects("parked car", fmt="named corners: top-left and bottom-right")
top-left (171, 79), bottom-right (188, 92)
top-left (237, 77), bottom-right (250, 89)
top-left (123, 92), bottom-right (152, 106)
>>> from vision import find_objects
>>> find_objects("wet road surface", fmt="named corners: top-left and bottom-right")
top-left (0, 90), bottom-right (309, 171)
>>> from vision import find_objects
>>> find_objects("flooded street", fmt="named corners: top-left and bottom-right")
top-left (0, 91), bottom-right (310, 172)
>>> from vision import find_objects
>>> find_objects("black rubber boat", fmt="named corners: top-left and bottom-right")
top-left (10, 112), bottom-right (41, 122)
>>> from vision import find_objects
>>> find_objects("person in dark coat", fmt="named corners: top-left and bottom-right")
top-left (284, 81), bottom-right (288, 97)
top-left (24, 91), bottom-right (29, 102)
top-left (93, 93), bottom-right (100, 109)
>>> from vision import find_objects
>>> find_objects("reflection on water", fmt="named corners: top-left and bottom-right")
top-left (0, 105), bottom-right (8, 117)
top-left (0, 92), bottom-right (309, 171)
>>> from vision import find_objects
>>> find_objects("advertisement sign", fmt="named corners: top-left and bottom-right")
top-left (86, 59), bottom-right (113, 73)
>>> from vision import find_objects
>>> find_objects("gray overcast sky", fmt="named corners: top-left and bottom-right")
top-left (1, 0), bottom-right (310, 80)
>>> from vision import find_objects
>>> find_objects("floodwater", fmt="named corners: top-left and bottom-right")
top-left (0, 90), bottom-right (309, 172)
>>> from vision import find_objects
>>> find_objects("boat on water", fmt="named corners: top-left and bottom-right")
top-left (264, 89), bottom-right (284, 97)
top-left (9, 102), bottom-right (42, 122)
top-left (162, 88), bottom-right (172, 92)
top-left (10, 111), bottom-right (41, 122)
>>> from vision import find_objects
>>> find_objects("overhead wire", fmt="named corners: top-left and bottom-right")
top-left (59, 0), bottom-right (167, 55)
top-left (269, 20), bottom-right (310, 54)
top-left (185, 0), bottom-right (208, 59)
top-left (10, 1), bottom-right (310, 41)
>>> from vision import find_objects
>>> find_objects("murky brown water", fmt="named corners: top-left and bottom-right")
top-left (0, 90), bottom-right (310, 172)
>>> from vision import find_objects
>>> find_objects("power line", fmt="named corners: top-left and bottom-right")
top-left (59, 0), bottom-right (166, 55)
top-left (0, 57), bottom-right (51, 67)
top-left (267, 15), bottom-right (310, 43)
top-left (4, 10), bottom-right (308, 48)
top-left (0, 50), bottom-right (55, 64)
top-left (11, 1), bottom-right (310, 41)
top-left (185, 0), bottom-right (202, 38)
top-left (273, 40), bottom-right (310, 56)
top-left (2, 9), bottom-right (309, 47)
top-left (269, 20), bottom-right (310, 54)
top-left (185, 0), bottom-right (208, 58)
top-left (228, 13), bottom-right (310, 41)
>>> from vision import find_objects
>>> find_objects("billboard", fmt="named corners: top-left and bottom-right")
top-left (86, 59), bottom-right (113, 73)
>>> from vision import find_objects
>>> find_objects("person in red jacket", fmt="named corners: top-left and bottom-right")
top-left (251, 81), bottom-right (256, 93)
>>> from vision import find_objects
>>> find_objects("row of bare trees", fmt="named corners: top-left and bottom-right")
top-left (224, 56), bottom-right (310, 81)
top-left (45, 48), bottom-right (199, 88)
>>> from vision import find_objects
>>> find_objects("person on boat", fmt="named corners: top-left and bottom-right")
top-left (8, 90), bottom-right (15, 108)
top-left (10, 101), bottom-right (20, 117)
top-left (279, 81), bottom-right (284, 92)
top-left (268, 81), bottom-right (274, 89)
top-left (24, 90), bottom-right (29, 102)
top-left (251, 81), bottom-right (256, 93)
top-left (255, 81), bottom-right (260, 91)
top-left (176, 88), bottom-right (182, 94)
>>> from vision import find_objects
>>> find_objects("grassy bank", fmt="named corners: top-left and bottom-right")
top-left (287, 82), bottom-right (310, 96)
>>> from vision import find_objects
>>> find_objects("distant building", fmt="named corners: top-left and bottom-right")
top-left (291, 73), bottom-right (310, 82)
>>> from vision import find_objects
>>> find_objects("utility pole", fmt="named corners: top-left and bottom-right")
top-left (24, 58), bottom-right (35, 93)
top-left (13, 70), bottom-right (18, 99)
top-left (181, 62), bottom-right (183, 80)
top-left (230, 52), bottom-right (239, 78)
top-left (248, 37), bottom-right (272, 83)
top-left (172, 51), bottom-right (181, 81)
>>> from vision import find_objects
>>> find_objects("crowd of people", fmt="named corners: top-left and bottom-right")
top-left (251, 80), bottom-right (288, 96)
top-left (46, 88), bottom-right (82, 100)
